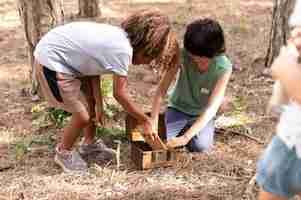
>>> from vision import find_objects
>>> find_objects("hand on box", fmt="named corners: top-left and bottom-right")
top-left (150, 117), bottom-right (159, 137)
top-left (166, 135), bottom-right (189, 149)
top-left (141, 118), bottom-right (167, 150)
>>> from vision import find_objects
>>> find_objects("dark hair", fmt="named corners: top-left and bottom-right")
top-left (184, 18), bottom-right (225, 58)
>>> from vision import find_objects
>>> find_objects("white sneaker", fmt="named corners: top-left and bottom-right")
top-left (54, 146), bottom-right (88, 173)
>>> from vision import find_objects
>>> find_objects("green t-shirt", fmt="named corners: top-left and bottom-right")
top-left (168, 49), bottom-right (232, 116)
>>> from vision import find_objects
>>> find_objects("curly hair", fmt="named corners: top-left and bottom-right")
top-left (151, 30), bottom-right (180, 73)
top-left (121, 9), bottom-right (180, 72)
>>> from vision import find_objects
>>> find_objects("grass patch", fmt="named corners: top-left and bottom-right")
top-left (230, 15), bottom-right (250, 34)
top-left (217, 96), bottom-right (254, 128)
top-left (231, 96), bottom-right (247, 115)
top-left (104, 103), bottom-right (123, 119)
top-left (31, 103), bottom-right (55, 130)
top-left (96, 127), bottom-right (126, 141)
top-left (13, 139), bottom-right (30, 160)
top-left (12, 133), bottom-right (56, 160)
top-left (31, 76), bottom-right (115, 129)
top-left (46, 108), bottom-right (71, 128)
top-left (101, 75), bottom-right (113, 98)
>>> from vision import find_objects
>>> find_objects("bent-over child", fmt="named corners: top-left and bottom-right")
top-left (34, 10), bottom-right (178, 172)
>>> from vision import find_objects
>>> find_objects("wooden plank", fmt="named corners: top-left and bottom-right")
top-left (131, 142), bottom-right (184, 170)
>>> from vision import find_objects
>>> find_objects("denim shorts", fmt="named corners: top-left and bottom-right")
top-left (256, 135), bottom-right (301, 199)
top-left (165, 107), bottom-right (215, 152)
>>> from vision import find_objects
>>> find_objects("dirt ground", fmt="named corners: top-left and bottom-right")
top-left (0, 0), bottom-right (287, 199)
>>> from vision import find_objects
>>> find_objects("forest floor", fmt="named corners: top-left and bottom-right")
top-left (0, 0), bottom-right (288, 199)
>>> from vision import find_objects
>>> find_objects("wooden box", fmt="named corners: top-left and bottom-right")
top-left (126, 113), bottom-right (185, 170)
top-left (131, 141), bottom-right (184, 170)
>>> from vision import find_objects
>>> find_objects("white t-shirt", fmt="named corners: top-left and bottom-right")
top-left (290, 0), bottom-right (301, 27)
top-left (34, 22), bottom-right (133, 76)
top-left (277, 101), bottom-right (301, 157)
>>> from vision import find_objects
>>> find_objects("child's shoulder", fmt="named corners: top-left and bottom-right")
top-left (214, 54), bottom-right (232, 72)
top-left (214, 54), bottom-right (232, 71)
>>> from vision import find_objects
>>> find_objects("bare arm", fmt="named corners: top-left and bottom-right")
top-left (113, 74), bottom-right (149, 122)
top-left (151, 49), bottom-right (180, 130)
top-left (183, 70), bottom-right (232, 140)
top-left (113, 74), bottom-right (168, 149)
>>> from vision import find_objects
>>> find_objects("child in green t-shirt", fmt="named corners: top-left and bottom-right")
top-left (151, 19), bottom-right (232, 152)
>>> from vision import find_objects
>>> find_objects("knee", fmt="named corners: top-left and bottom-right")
top-left (187, 140), bottom-right (213, 153)
top-left (75, 111), bottom-right (91, 127)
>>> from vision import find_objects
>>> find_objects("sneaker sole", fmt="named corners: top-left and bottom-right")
top-left (54, 154), bottom-right (74, 173)
top-left (54, 154), bottom-right (88, 173)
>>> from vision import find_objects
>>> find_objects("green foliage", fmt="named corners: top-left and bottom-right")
top-left (29, 134), bottom-right (56, 149)
top-left (31, 76), bottom-right (113, 128)
top-left (104, 103), bottom-right (123, 119)
top-left (31, 104), bottom-right (71, 128)
top-left (31, 103), bottom-right (47, 118)
top-left (231, 96), bottom-right (247, 115)
top-left (47, 108), bottom-right (71, 128)
top-left (101, 75), bottom-right (113, 98)
top-left (14, 140), bottom-right (30, 160)
top-left (96, 127), bottom-right (126, 141)
top-left (13, 133), bottom-right (56, 160)
top-left (101, 75), bottom-right (123, 119)
top-left (217, 96), bottom-right (254, 128)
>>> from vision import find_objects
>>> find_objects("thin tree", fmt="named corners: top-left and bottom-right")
top-left (265, 0), bottom-right (296, 67)
top-left (18, 0), bottom-right (64, 97)
top-left (78, 0), bottom-right (100, 18)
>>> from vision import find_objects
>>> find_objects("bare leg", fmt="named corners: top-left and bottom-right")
top-left (81, 78), bottom-right (97, 145)
top-left (259, 190), bottom-right (288, 200)
top-left (82, 106), bottom-right (96, 145)
top-left (60, 111), bottom-right (90, 150)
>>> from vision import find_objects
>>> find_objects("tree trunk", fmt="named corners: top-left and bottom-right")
top-left (265, 0), bottom-right (296, 67)
top-left (18, 0), bottom-right (64, 96)
top-left (78, 0), bottom-right (100, 18)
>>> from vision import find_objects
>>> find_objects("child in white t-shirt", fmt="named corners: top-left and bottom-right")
top-left (34, 10), bottom-right (179, 172)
